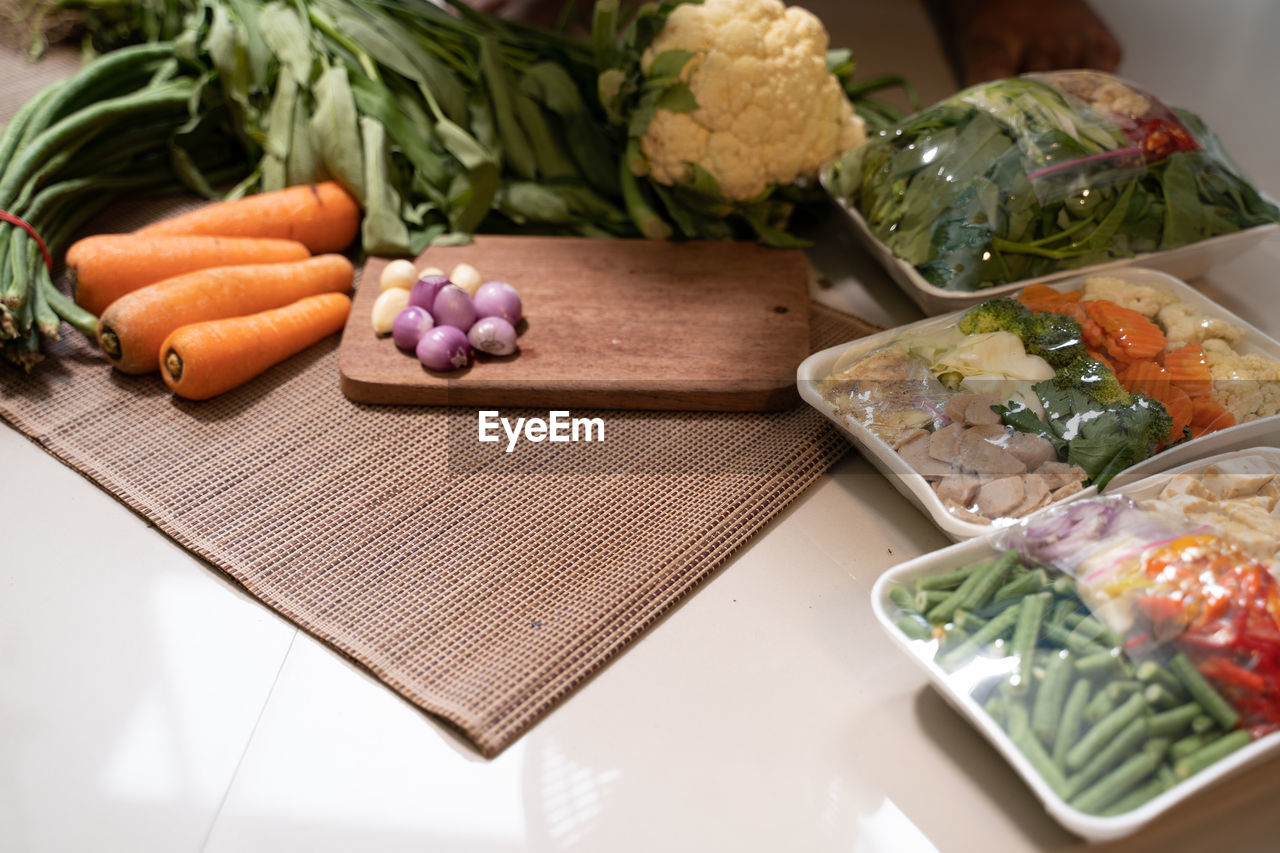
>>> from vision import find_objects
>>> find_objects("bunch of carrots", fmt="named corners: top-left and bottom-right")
top-left (1019, 283), bottom-right (1236, 446)
top-left (67, 181), bottom-right (361, 400)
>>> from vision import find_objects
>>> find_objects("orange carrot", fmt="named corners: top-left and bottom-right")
top-left (1118, 360), bottom-right (1170, 400)
top-left (160, 293), bottom-right (351, 400)
top-left (68, 234), bottom-right (311, 316)
top-left (1083, 299), bottom-right (1167, 363)
top-left (97, 255), bottom-right (353, 374)
top-left (136, 182), bottom-right (361, 253)
top-left (1190, 395), bottom-right (1237, 435)
top-left (1162, 343), bottom-right (1213, 395)
top-left (1018, 283), bottom-right (1082, 308)
top-left (1160, 385), bottom-right (1194, 445)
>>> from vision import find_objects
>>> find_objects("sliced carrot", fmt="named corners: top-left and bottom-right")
top-left (1190, 408), bottom-right (1237, 439)
top-left (1018, 283), bottom-right (1081, 307)
top-left (1162, 343), bottom-right (1213, 395)
top-left (1190, 395), bottom-right (1237, 431)
top-left (1160, 385), bottom-right (1194, 445)
top-left (97, 255), bottom-right (353, 374)
top-left (1083, 299), bottom-right (1167, 363)
top-left (1119, 360), bottom-right (1171, 400)
top-left (136, 182), bottom-right (360, 253)
top-left (160, 293), bottom-right (352, 400)
top-left (68, 234), bottom-right (311, 316)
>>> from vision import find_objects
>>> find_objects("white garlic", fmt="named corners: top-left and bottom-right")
top-left (449, 262), bottom-right (484, 295)
top-left (371, 287), bottom-right (411, 335)
top-left (380, 259), bottom-right (418, 291)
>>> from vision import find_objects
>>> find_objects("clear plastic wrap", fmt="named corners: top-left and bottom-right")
top-left (828, 71), bottom-right (1280, 292)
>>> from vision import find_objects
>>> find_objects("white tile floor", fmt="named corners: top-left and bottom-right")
top-left (6, 2), bottom-right (1280, 850)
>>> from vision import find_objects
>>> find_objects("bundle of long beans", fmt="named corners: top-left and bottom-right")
top-left (0, 42), bottom-right (244, 369)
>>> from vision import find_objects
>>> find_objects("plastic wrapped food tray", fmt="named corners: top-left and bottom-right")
top-left (870, 447), bottom-right (1280, 841)
top-left (797, 267), bottom-right (1280, 540)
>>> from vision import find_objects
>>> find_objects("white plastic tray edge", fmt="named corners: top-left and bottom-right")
top-left (869, 446), bottom-right (1280, 842)
top-left (799, 267), bottom-right (1280, 541)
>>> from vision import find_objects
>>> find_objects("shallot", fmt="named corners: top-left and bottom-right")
top-left (408, 274), bottom-right (449, 312)
top-left (431, 284), bottom-right (477, 331)
top-left (417, 325), bottom-right (471, 371)
top-left (473, 281), bottom-right (522, 325)
top-left (392, 306), bottom-right (434, 350)
top-left (468, 316), bottom-right (518, 356)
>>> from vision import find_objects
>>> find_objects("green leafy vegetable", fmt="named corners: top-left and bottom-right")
top-left (998, 381), bottom-right (1173, 490)
top-left (829, 74), bottom-right (1280, 292)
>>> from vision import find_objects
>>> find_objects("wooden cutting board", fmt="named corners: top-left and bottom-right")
top-left (338, 235), bottom-right (811, 411)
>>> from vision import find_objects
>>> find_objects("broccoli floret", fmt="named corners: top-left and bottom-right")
top-left (1019, 311), bottom-right (1087, 368)
top-left (958, 298), bottom-right (1086, 368)
top-left (1052, 355), bottom-right (1131, 405)
top-left (1130, 392), bottom-right (1175, 450)
top-left (957, 297), bottom-right (1032, 336)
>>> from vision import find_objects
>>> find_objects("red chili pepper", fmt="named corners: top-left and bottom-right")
top-left (1199, 656), bottom-right (1268, 693)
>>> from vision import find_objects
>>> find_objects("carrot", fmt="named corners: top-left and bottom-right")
top-left (160, 293), bottom-right (351, 400)
top-left (97, 254), bottom-right (353, 374)
top-left (1018, 283), bottom-right (1081, 306)
top-left (135, 182), bottom-right (361, 253)
top-left (67, 234), bottom-right (311, 316)
top-left (1118, 360), bottom-right (1170, 400)
top-left (1162, 343), bottom-right (1213, 395)
top-left (1160, 385), bottom-right (1194, 445)
top-left (1083, 299), bottom-right (1167, 363)
top-left (1190, 395), bottom-right (1237, 434)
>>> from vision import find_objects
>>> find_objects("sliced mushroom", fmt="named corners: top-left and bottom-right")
top-left (944, 394), bottom-right (979, 424)
top-left (963, 394), bottom-right (1006, 426)
top-left (1010, 475), bottom-right (1052, 517)
top-left (897, 430), bottom-right (959, 480)
top-left (958, 430), bottom-right (1027, 477)
top-left (942, 499), bottom-right (993, 526)
top-left (936, 473), bottom-right (984, 507)
top-left (1036, 461), bottom-right (1089, 491)
top-left (929, 421), bottom-right (966, 463)
top-left (975, 476), bottom-right (1027, 518)
top-left (1005, 431), bottom-right (1058, 471)
top-left (1050, 480), bottom-right (1085, 502)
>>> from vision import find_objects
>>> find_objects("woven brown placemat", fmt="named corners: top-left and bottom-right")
top-left (2, 49), bottom-right (884, 755)
top-left (1, 296), bottom-right (877, 755)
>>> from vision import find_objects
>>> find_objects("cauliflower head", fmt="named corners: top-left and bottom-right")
top-left (637, 0), bottom-right (866, 202)
top-left (1080, 275), bottom-right (1179, 318)
top-left (1157, 302), bottom-right (1246, 349)
top-left (1206, 348), bottom-right (1280, 422)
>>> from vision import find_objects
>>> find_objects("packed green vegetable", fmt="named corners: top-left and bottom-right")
top-left (890, 550), bottom-right (1254, 817)
top-left (827, 71), bottom-right (1280, 291)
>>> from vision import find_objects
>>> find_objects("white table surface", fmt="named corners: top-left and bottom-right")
top-left (5, 2), bottom-right (1280, 850)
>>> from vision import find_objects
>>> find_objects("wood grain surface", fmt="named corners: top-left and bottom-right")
top-left (338, 235), bottom-right (813, 411)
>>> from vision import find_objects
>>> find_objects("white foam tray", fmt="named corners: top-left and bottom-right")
top-left (798, 267), bottom-right (1280, 541)
top-left (869, 447), bottom-right (1280, 842)
top-left (834, 195), bottom-right (1279, 316)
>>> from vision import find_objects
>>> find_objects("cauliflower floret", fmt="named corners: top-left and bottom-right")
top-left (1156, 302), bottom-right (1247, 349)
top-left (1080, 275), bottom-right (1179, 318)
top-left (1206, 348), bottom-right (1280, 422)
top-left (638, 0), bottom-right (866, 201)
